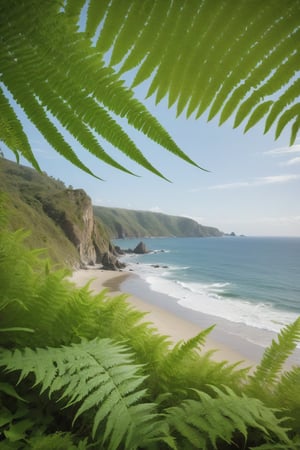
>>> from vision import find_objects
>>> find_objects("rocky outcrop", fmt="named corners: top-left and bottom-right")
top-left (101, 252), bottom-right (126, 271)
top-left (41, 189), bottom-right (119, 268)
top-left (133, 241), bottom-right (149, 254)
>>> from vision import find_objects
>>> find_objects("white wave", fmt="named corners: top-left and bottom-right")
top-left (132, 268), bottom-right (299, 337)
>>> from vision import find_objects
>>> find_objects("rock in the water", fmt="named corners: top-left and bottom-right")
top-left (133, 241), bottom-right (149, 254)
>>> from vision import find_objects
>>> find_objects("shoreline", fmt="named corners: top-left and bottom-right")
top-left (70, 267), bottom-right (300, 370)
top-left (70, 268), bottom-right (256, 369)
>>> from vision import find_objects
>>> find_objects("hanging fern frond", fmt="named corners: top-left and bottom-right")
top-left (109, 0), bottom-right (154, 68)
top-left (118, 0), bottom-right (171, 77)
top-left (85, 0), bottom-right (110, 39)
top-left (275, 104), bottom-right (300, 142)
top-left (0, 338), bottom-right (169, 449)
top-left (265, 78), bottom-right (300, 133)
top-left (1, 0), bottom-right (200, 179)
top-left (0, 89), bottom-right (38, 169)
top-left (166, 385), bottom-right (292, 449)
top-left (243, 101), bottom-right (274, 133)
top-left (2, 0), bottom-right (300, 176)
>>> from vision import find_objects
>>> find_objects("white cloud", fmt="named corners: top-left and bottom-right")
top-left (209, 181), bottom-right (251, 190)
top-left (265, 144), bottom-right (300, 155)
top-left (281, 157), bottom-right (300, 166)
top-left (209, 174), bottom-right (300, 190)
top-left (260, 174), bottom-right (300, 184)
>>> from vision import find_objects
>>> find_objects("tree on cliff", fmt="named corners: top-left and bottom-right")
top-left (1, 0), bottom-right (299, 180)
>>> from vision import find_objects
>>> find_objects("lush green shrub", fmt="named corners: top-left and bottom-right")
top-left (0, 206), bottom-right (299, 448)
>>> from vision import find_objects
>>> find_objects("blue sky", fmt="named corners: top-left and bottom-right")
top-left (2, 82), bottom-right (300, 237)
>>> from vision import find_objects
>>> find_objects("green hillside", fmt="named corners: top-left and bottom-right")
top-left (0, 158), bottom-right (223, 269)
top-left (93, 206), bottom-right (223, 238)
top-left (0, 158), bottom-right (110, 266)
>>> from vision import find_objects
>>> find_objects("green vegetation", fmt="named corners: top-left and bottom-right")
top-left (0, 199), bottom-right (300, 448)
top-left (1, 1), bottom-right (299, 178)
top-left (94, 206), bottom-right (222, 238)
top-left (0, 158), bottom-right (222, 268)
top-left (1, 1), bottom-right (300, 448)
top-left (0, 158), bottom-right (111, 266)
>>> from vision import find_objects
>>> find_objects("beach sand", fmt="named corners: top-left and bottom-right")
top-left (70, 267), bottom-right (300, 370)
top-left (69, 268), bottom-right (256, 369)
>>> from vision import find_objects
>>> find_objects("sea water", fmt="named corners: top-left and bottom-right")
top-left (114, 236), bottom-right (300, 339)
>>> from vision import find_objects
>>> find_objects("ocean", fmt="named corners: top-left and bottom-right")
top-left (114, 236), bottom-right (300, 354)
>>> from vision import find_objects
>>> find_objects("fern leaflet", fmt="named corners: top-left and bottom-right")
top-left (0, 338), bottom-right (168, 449)
top-left (166, 385), bottom-right (291, 449)
top-left (248, 317), bottom-right (300, 396)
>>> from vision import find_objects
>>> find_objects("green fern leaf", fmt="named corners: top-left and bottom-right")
top-left (95, 0), bottom-right (132, 54)
top-left (85, 0), bottom-right (110, 39)
top-left (165, 326), bottom-right (215, 367)
top-left (250, 442), bottom-right (300, 450)
top-left (64, 0), bottom-right (86, 20)
top-left (110, 0), bottom-right (154, 67)
top-left (0, 88), bottom-right (39, 170)
top-left (249, 317), bottom-right (300, 394)
top-left (277, 366), bottom-right (300, 408)
top-left (2, 66), bottom-right (98, 179)
top-left (0, 338), bottom-right (168, 449)
top-left (275, 367), bottom-right (300, 432)
top-left (265, 78), bottom-right (300, 133)
top-left (290, 116), bottom-right (300, 145)
top-left (275, 105), bottom-right (300, 140)
top-left (119, 0), bottom-right (170, 76)
top-left (166, 385), bottom-right (291, 449)
top-left (243, 101), bottom-right (274, 133)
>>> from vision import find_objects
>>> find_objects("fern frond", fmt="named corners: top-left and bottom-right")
top-left (1, 63), bottom-right (98, 179)
top-left (265, 78), bottom-right (300, 133)
top-left (166, 385), bottom-right (291, 449)
top-left (4, 1), bottom-right (300, 174)
top-left (95, 0), bottom-right (132, 54)
top-left (85, 0), bottom-right (110, 39)
top-left (2, 0), bottom-right (200, 179)
top-left (248, 317), bottom-right (300, 395)
top-left (0, 338), bottom-right (168, 449)
top-left (244, 101), bottom-right (274, 133)
top-left (290, 115), bottom-right (300, 145)
top-left (163, 326), bottom-right (215, 370)
top-left (275, 105), bottom-right (300, 140)
top-left (250, 443), bottom-right (300, 450)
top-left (27, 432), bottom-right (82, 450)
top-left (0, 88), bottom-right (38, 169)
top-left (119, 0), bottom-right (171, 77)
top-left (275, 366), bottom-right (300, 431)
top-left (109, 0), bottom-right (154, 67)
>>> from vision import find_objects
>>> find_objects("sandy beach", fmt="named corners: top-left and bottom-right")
top-left (69, 268), bottom-right (257, 369)
top-left (69, 268), bottom-right (300, 370)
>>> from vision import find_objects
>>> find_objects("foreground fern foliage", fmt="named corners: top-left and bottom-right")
top-left (166, 386), bottom-right (291, 449)
top-left (0, 207), bottom-right (299, 448)
top-left (0, 338), bottom-right (169, 450)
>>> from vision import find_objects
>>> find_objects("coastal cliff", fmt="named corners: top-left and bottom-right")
top-left (1, 158), bottom-right (224, 268)
top-left (0, 158), bottom-right (112, 268)
top-left (40, 188), bottom-right (110, 266)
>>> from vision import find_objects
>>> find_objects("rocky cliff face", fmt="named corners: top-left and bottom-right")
top-left (42, 189), bottom-right (112, 267)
